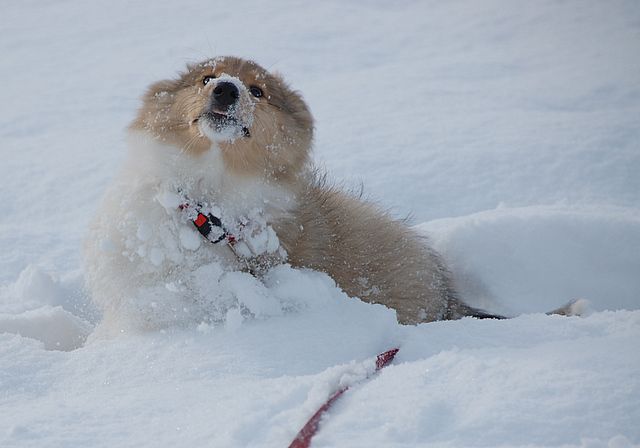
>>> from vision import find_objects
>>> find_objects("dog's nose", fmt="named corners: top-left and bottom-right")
top-left (213, 81), bottom-right (240, 109)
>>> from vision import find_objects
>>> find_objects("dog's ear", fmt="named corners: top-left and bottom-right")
top-left (272, 72), bottom-right (314, 134)
top-left (142, 80), bottom-right (180, 105)
top-left (129, 79), bottom-right (180, 132)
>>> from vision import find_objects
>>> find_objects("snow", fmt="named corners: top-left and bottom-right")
top-left (1, 1), bottom-right (639, 447)
top-left (420, 205), bottom-right (640, 315)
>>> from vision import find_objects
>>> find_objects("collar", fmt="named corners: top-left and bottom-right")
top-left (178, 200), bottom-right (237, 245)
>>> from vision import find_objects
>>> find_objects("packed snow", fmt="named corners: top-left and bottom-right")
top-left (1, 1), bottom-right (639, 447)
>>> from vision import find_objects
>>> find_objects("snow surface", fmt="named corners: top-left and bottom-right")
top-left (1, 1), bottom-right (639, 447)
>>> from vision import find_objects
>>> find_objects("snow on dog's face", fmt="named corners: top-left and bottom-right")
top-left (130, 56), bottom-right (314, 181)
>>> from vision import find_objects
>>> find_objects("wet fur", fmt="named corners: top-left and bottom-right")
top-left (124, 56), bottom-right (497, 324)
top-left (277, 179), bottom-right (498, 323)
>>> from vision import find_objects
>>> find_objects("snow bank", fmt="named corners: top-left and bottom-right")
top-left (1, 0), bottom-right (639, 446)
top-left (0, 307), bottom-right (90, 351)
top-left (420, 205), bottom-right (640, 315)
top-left (1, 310), bottom-right (638, 447)
top-left (317, 311), bottom-right (640, 447)
top-left (0, 265), bottom-right (94, 350)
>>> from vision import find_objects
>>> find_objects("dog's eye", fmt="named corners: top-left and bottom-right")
top-left (202, 75), bottom-right (216, 86)
top-left (249, 86), bottom-right (263, 98)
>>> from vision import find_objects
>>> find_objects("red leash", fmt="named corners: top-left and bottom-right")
top-left (288, 348), bottom-right (399, 448)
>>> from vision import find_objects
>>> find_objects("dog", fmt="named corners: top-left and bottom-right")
top-left (84, 56), bottom-right (502, 333)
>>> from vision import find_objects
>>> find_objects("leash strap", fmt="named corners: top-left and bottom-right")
top-left (288, 348), bottom-right (399, 448)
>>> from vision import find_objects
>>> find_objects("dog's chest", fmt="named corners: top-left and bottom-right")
top-left (111, 138), bottom-right (296, 273)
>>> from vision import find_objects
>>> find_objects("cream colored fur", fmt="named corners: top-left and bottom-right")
top-left (86, 56), bottom-right (493, 327)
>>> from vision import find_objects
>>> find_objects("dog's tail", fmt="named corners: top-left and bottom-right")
top-left (545, 298), bottom-right (590, 317)
top-left (452, 298), bottom-right (590, 320)
top-left (448, 301), bottom-right (507, 320)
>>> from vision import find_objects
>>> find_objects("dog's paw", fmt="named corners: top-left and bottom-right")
top-left (234, 221), bottom-right (280, 257)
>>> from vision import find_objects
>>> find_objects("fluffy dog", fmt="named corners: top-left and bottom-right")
top-left (85, 56), bottom-right (498, 332)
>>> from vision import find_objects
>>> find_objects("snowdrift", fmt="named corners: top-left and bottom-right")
top-left (1, 0), bottom-right (639, 446)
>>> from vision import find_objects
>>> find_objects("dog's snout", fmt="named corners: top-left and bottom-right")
top-left (213, 81), bottom-right (240, 109)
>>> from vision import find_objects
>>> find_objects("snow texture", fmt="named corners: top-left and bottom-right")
top-left (1, 1), bottom-right (639, 447)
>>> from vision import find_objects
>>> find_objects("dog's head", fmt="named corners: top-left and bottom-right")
top-left (130, 56), bottom-right (314, 181)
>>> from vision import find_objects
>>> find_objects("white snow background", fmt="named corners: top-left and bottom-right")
top-left (1, 1), bottom-right (639, 447)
